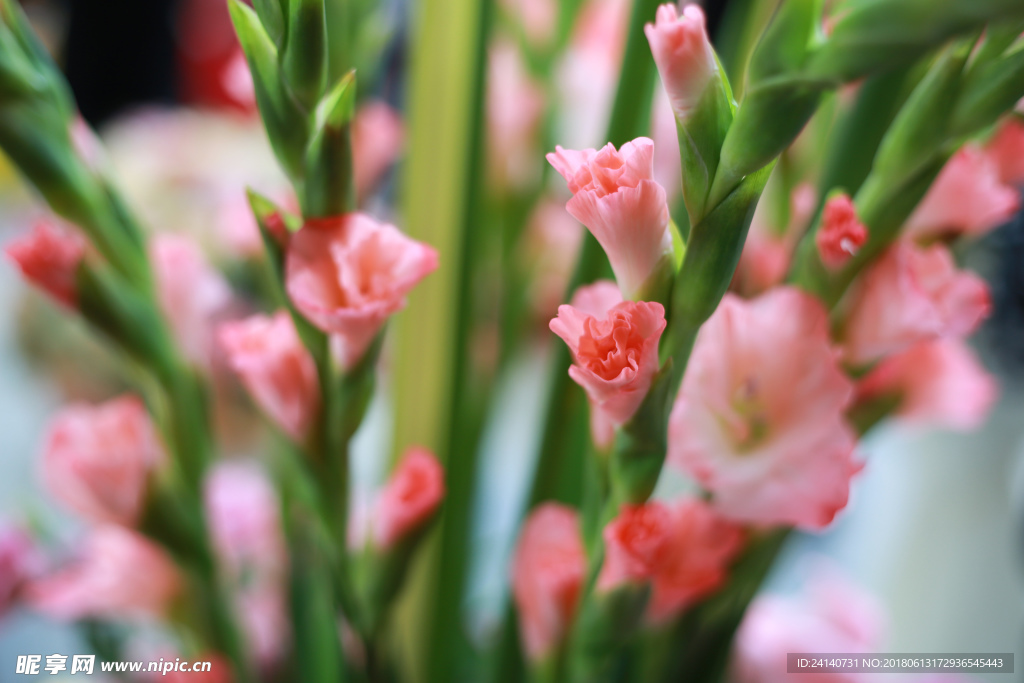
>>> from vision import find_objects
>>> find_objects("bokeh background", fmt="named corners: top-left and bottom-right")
top-left (1, 0), bottom-right (1024, 679)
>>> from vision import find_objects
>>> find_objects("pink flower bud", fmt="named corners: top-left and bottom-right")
top-left (842, 242), bottom-right (991, 366)
top-left (855, 339), bottom-right (997, 431)
top-left (43, 396), bottom-right (164, 526)
top-left (373, 448), bottom-right (445, 550)
top-left (597, 502), bottom-right (672, 591)
top-left (219, 312), bottom-right (320, 442)
top-left (511, 504), bottom-right (586, 662)
top-left (903, 146), bottom-right (1020, 241)
top-left (550, 282), bottom-right (666, 447)
top-left (669, 288), bottom-right (859, 530)
top-left (204, 461), bottom-right (286, 579)
top-left (5, 220), bottom-right (86, 308)
top-left (28, 526), bottom-right (181, 620)
top-left (646, 499), bottom-right (743, 624)
top-left (644, 4), bottom-right (718, 121)
top-left (0, 522), bottom-right (43, 617)
top-left (985, 117), bottom-right (1024, 186)
top-left (285, 213), bottom-right (439, 369)
top-left (816, 194), bottom-right (868, 268)
top-left (151, 234), bottom-right (232, 368)
top-left (547, 138), bottom-right (673, 298)
top-left (352, 102), bottom-right (405, 200)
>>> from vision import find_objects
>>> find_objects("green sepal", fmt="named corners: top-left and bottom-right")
top-left (678, 63), bottom-right (735, 225)
top-left (303, 70), bottom-right (357, 217)
top-left (568, 582), bottom-right (651, 683)
top-left (228, 0), bottom-right (309, 184)
top-left (951, 42), bottom-right (1024, 137)
top-left (747, 0), bottom-right (823, 83)
top-left (282, 0), bottom-right (328, 109)
top-left (609, 361), bottom-right (673, 506)
top-left (253, 0), bottom-right (287, 49)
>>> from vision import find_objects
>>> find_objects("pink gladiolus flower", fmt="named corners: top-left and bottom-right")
top-left (735, 183), bottom-right (816, 296)
top-left (43, 396), bottom-right (164, 526)
top-left (238, 586), bottom-right (289, 668)
top-left (855, 339), bottom-right (997, 431)
top-left (816, 194), bottom-right (868, 268)
top-left (285, 213), bottom-right (439, 369)
top-left (511, 503), bottom-right (586, 662)
top-left (842, 242), bottom-right (991, 366)
top-left (597, 502), bottom-right (672, 591)
top-left (550, 282), bottom-right (666, 447)
top-left (488, 41), bottom-right (546, 191)
top-left (219, 312), bottom-right (320, 442)
top-left (669, 288), bottom-right (859, 529)
top-left (646, 499), bottom-right (744, 624)
top-left (5, 219), bottom-right (86, 308)
top-left (28, 526), bottom-right (180, 620)
top-left (352, 102), bottom-right (405, 200)
top-left (733, 574), bottom-right (884, 683)
top-left (204, 461), bottom-right (286, 578)
top-left (645, 4), bottom-right (718, 121)
top-left (0, 523), bottom-right (42, 617)
top-left (373, 448), bottom-right (445, 550)
top-left (151, 234), bottom-right (232, 368)
top-left (903, 146), bottom-right (1020, 241)
top-left (547, 138), bottom-right (673, 298)
top-left (986, 117), bottom-right (1024, 186)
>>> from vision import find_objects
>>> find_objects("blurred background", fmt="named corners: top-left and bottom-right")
top-left (1, 0), bottom-right (1023, 679)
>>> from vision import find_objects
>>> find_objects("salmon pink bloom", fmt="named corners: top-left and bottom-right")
top-left (985, 117), bottom-right (1024, 185)
top-left (219, 312), bottom-right (320, 442)
top-left (352, 102), bottom-right (405, 200)
top-left (373, 448), bottom-right (445, 550)
top-left (855, 339), bottom-right (997, 431)
top-left (43, 396), bottom-right (164, 526)
top-left (816, 194), bottom-right (868, 268)
top-left (511, 503), bottom-right (586, 662)
top-left (550, 282), bottom-right (666, 447)
top-left (598, 502), bottom-right (672, 591)
top-left (28, 526), bottom-right (181, 620)
top-left (646, 499), bottom-right (744, 624)
top-left (733, 574), bottom-right (884, 683)
top-left (285, 213), bottom-right (439, 369)
top-left (669, 288), bottom-right (859, 529)
top-left (547, 138), bottom-right (673, 299)
top-left (5, 220), bottom-right (86, 308)
top-left (151, 234), bottom-right (232, 368)
top-left (903, 146), bottom-right (1020, 241)
top-left (842, 242), bottom-right (991, 366)
top-left (645, 4), bottom-right (718, 121)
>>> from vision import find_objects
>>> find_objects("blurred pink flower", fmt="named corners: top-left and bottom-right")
top-left (151, 234), bottom-right (232, 368)
top-left (488, 40), bottom-right (546, 191)
top-left (222, 48), bottom-right (255, 109)
top-left (28, 526), bottom-right (180, 620)
top-left (204, 460), bottom-right (286, 578)
top-left (985, 117), bottom-right (1024, 186)
top-left (598, 502), bottom-right (672, 591)
top-left (285, 213), bottom-right (439, 369)
top-left (855, 339), bottom-right (997, 431)
top-left (238, 585), bottom-right (289, 669)
top-left (646, 498), bottom-right (744, 625)
top-left (5, 219), bottom-right (86, 308)
top-left (523, 199), bottom-right (584, 321)
top-left (733, 574), bottom-right (884, 683)
top-left (550, 282), bottom-right (666, 447)
top-left (511, 503), bottom-right (586, 662)
top-left (548, 138), bottom-right (672, 298)
top-left (842, 242), bottom-right (991, 366)
top-left (373, 447), bottom-right (445, 550)
top-left (736, 183), bottom-right (816, 296)
top-left (219, 312), bottom-right (320, 441)
top-left (43, 396), bottom-right (163, 526)
top-left (352, 101), bottom-right (405, 200)
top-left (816, 194), bottom-right (868, 269)
top-left (645, 4), bottom-right (718, 121)
top-left (903, 146), bottom-right (1020, 241)
top-left (500, 0), bottom-right (557, 48)
top-left (669, 288), bottom-right (859, 529)
top-left (0, 523), bottom-right (42, 617)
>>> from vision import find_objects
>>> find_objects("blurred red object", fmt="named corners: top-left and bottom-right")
top-left (176, 0), bottom-right (256, 114)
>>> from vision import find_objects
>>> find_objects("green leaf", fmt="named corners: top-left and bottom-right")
top-left (282, 0), bottom-right (328, 109)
